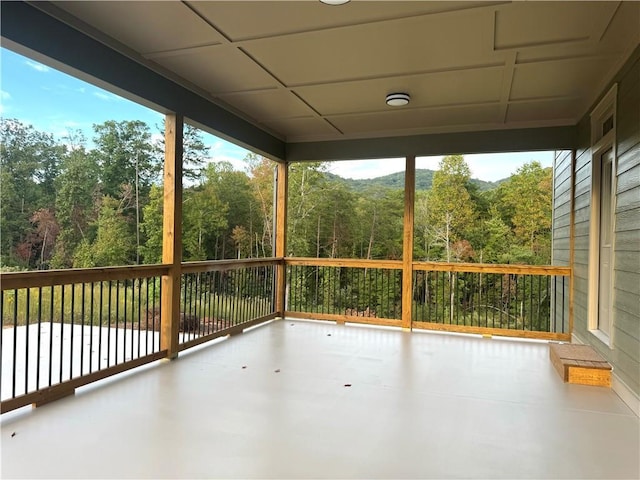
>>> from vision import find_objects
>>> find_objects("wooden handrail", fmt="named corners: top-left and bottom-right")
top-left (0, 264), bottom-right (170, 291)
top-left (0, 258), bottom-right (569, 292)
top-left (284, 257), bottom-right (570, 276)
top-left (285, 257), bottom-right (403, 270)
top-left (412, 261), bottom-right (571, 276)
top-left (181, 257), bottom-right (283, 274)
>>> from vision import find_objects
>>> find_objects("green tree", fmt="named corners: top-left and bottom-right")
top-left (83, 195), bottom-right (135, 267)
top-left (52, 134), bottom-right (99, 268)
top-left (286, 162), bottom-right (328, 256)
top-left (312, 180), bottom-right (356, 258)
top-left (247, 154), bottom-right (275, 257)
top-left (500, 161), bottom-right (552, 261)
top-left (0, 119), bottom-right (64, 266)
top-left (425, 155), bottom-right (476, 262)
top-left (182, 174), bottom-right (228, 261)
top-left (155, 121), bottom-right (210, 181)
top-left (200, 162), bottom-right (255, 259)
top-left (93, 120), bottom-right (159, 263)
top-left (139, 184), bottom-right (164, 264)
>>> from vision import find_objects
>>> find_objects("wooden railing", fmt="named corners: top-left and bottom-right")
top-left (178, 258), bottom-right (278, 351)
top-left (0, 258), bottom-right (281, 414)
top-left (285, 258), bottom-right (571, 340)
top-left (412, 262), bottom-right (571, 340)
top-left (1, 256), bottom-right (570, 413)
top-left (1, 265), bottom-right (169, 413)
top-left (285, 258), bottom-right (403, 327)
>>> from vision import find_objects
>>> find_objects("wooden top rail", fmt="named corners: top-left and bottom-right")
top-left (181, 257), bottom-right (283, 274)
top-left (0, 258), bottom-right (570, 291)
top-left (285, 257), bottom-right (403, 270)
top-left (284, 257), bottom-right (570, 276)
top-left (412, 261), bottom-right (571, 276)
top-left (1, 264), bottom-right (170, 291)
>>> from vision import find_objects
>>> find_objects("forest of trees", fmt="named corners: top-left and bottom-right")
top-left (0, 118), bottom-right (553, 271)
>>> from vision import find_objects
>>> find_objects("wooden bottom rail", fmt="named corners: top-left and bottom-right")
top-left (286, 311), bottom-right (403, 328)
top-left (1, 350), bottom-right (168, 414)
top-left (412, 321), bottom-right (571, 341)
top-left (178, 314), bottom-right (277, 352)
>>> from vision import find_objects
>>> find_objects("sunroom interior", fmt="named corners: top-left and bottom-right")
top-left (1, 1), bottom-right (639, 478)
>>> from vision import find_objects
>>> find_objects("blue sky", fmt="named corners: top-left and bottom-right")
top-left (1, 47), bottom-right (553, 181)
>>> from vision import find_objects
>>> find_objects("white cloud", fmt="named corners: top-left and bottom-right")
top-left (93, 91), bottom-right (122, 102)
top-left (327, 158), bottom-right (407, 180)
top-left (328, 152), bottom-right (554, 182)
top-left (0, 90), bottom-right (10, 115)
top-left (25, 60), bottom-right (50, 73)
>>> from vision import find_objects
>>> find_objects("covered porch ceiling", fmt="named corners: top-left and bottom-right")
top-left (2, 1), bottom-right (639, 161)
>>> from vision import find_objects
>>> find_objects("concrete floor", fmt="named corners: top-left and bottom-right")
top-left (1, 319), bottom-right (638, 479)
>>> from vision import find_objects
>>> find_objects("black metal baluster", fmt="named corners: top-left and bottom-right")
top-left (107, 281), bottom-right (112, 368)
top-left (99, 282), bottom-right (104, 369)
top-left (59, 286), bottom-right (65, 383)
top-left (156, 278), bottom-right (162, 351)
top-left (89, 282), bottom-right (95, 374)
top-left (25, 289), bottom-right (30, 394)
top-left (123, 279), bottom-right (127, 360)
top-left (49, 286), bottom-right (54, 386)
top-left (145, 278), bottom-right (150, 354)
top-left (37, 288), bottom-right (45, 389)
top-left (240, 268), bottom-right (246, 324)
top-left (137, 278), bottom-right (142, 358)
top-left (198, 272), bottom-right (205, 336)
top-left (12, 289), bottom-right (18, 398)
top-left (561, 276), bottom-right (566, 334)
top-left (537, 275), bottom-right (542, 331)
top-left (210, 272), bottom-right (217, 333)
top-left (81, 283), bottom-right (86, 376)
top-left (70, 284), bottom-right (75, 380)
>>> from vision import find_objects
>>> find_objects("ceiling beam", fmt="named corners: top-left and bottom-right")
top-left (286, 125), bottom-right (577, 162)
top-left (0, 1), bottom-right (286, 161)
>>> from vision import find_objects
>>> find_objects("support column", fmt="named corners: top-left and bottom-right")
top-left (161, 114), bottom-right (183, 359)
top-left (275, 161), bottom-right (288, 316)
top-left (402, 156), bottom-right (416, 330)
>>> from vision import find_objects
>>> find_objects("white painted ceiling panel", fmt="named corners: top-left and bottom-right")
top-left (55, 1), bottom-right (224, 54)
top-left (50, 0), bottom-right (639, 143)
top-left (153, 46), bottom-right (280, 94)
top-left (494, 2), bottom-right (617, 50)
top-left (221, 90), bottom-right (314, 121)
top-left (295, 67), bottom-right (504, 116)
top-left (511, 57), bottom-right (618, 101)
top-left (190, 1), bottom-right (499, 42)
top-left (507, 98), bottom-right (582, 123)
top-left (264, 117), bottom-right (338, 138)
top-left (330, 104), bottom-right (502, 135)
top-left (242, 10), bottom-right (497, 86)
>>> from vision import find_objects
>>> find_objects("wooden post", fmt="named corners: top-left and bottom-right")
top-left (161, 114), bottom-right (183, 359)
top-left (275, 161), bottom-right (288, 316)
top-left (402, 156), bottom-right (416, 330)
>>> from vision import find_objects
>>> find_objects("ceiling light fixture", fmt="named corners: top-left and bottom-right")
top-left (386, 93), bottom-right (410, 107)
top-left (319, 0), bottom-right (350, 5)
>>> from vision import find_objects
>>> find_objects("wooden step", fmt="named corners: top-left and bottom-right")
top-left (549, 343), bottom-right (612, 387)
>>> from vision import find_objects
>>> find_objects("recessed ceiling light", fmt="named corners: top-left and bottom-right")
top-left (320, 0), bottom-right (350, 5)
top-left (386, 93), bottom-right (410, 107)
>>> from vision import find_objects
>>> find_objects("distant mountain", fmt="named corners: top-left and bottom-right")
top-left (326, 169), bottom-right (502, 192)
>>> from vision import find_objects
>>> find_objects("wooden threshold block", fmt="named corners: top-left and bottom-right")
top-left (549, 343), bottom-right (612, 387)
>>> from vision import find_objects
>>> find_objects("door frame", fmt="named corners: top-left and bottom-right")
top-left (587, 84), bottom-right (617, 347)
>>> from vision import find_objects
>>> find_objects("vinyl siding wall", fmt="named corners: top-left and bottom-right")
top-left (553, 47), bottom-right (640, 396)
